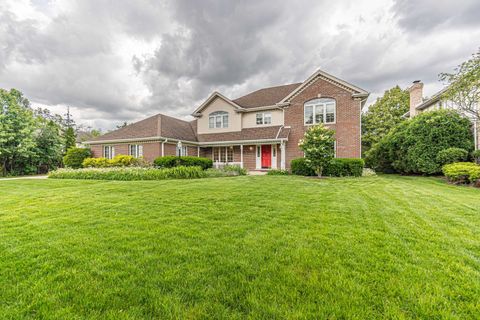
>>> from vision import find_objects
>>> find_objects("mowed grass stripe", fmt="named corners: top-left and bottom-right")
top-left (0, 175), bottom-right (479, 319)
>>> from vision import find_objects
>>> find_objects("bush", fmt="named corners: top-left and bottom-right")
top-left (362, 168), bottom-right (377, 177)
top-left (82, 157), bottom-right (110, 168)
top-left (436, 148), bottom-right (469, 166)
top-left (442, 162), bottom-right (480, 185)
top-left (324, 158), bottom-right (365, 177)
top-left (472, 150), bottom-right (480, 164)
top-left (266, 169), bottom-right (290, 175)
top-left (365, 110), bottom-right (474, 175)
top-left (49, 166), bottom-right (206, 181)
top-left (109, 155), bottom-right (139, 167)
top-left (154, 156), bottom-right (213, 170)
top-left (291, 158), bottom-right (315, 176)
top-left (291, 158), bottom-right (364, 177)
top-left (63, 148), bottom-right (91, 169)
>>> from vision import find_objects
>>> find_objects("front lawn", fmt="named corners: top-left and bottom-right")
top-left (1, 175), bottom-right (479, 319)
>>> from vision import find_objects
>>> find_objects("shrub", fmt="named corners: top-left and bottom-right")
top-left (436, 148), bottom-right (469, 166)
top-left (365, 110), bottom-right (474, 174)
top-left (442, 162), bottom-right (480, 185)
top-left (324, 158), bottom-right (365, 177)
top-left (49, 166), bottom-right (206, 181)
top-left (362, 168), bottom-right (377, 177)
top-left (82, 157), bottom-right (110, 168)
top-left (109, 155), bottom-right (139, 167)
top-left (291, 158), bottom-right (364, 177)
top-left (63, 148), bottom-right (91, 169)
top-left (154, 156), bottom-right (213, 170)
top-left (298, 124), bottom-right (335, 177)
top-left (291, 158), bottom-right (315, 176)
top-left (266, 169), bottom-right (290, 175)
top-left (472, 150), bottom-right (480, 164)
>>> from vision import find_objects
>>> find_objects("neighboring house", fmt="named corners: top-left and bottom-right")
top-left (84, 69), bottom-right (369, 170)
top-left (407, 81), bottom-right (479, 150)
top-left (75, 131), bottom-right (94, 148)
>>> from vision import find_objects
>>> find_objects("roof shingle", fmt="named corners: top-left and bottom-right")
top-left (233, 83), bottom-right (302, 108)
top-left (197, 126), bottom-right (288, 143)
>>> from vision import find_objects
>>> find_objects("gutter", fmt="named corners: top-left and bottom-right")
top-left (84, 136), bottom-right (198, 145)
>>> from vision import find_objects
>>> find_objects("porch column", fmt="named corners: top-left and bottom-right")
top-left (280, 141), bottom-right (286, 170)
top-left (240, 145), bottom-right (244, 168)
top-left (197, 146), bottom-right (200, 157)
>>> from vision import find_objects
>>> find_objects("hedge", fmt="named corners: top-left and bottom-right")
top-left (154, 156), bottom-right (213, 170)
top-left (63, 148), bottom-right (91, 169)
top-left (291, 158), bottom-right (364, 177)
top-left (82, 155), bottom-right (146, 168)
top-left (442, 162), bottom-right (480, 186)
top-left (266, 169), bottom-right (290, 175)
top-left (49, 166), bottom-right (206, 181)
top-left (366, 110), bottom-right (474, 174)
top-left (436, 148), bottom-right (469, 167)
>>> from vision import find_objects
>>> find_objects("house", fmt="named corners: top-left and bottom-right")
top-left (407, 81), bottom-right (479, 150)
top-left (84, 69), bottom-right (369, 170)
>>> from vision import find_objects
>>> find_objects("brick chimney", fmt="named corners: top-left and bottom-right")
top-left (408, 80), bottom-right (423, 117)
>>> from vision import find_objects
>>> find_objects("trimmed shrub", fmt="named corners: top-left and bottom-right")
top-left (63, 148), bottom-right (91, 169)
top-left (366, 110), bottom-right (474, 175)
top-left (442, 162), bottom-right (480, 185)
top-left (436, 148), bottom-right (468, 166)
top-left (154, 156), bottom-right (213, 170)
top-left (291, 158), bottom-right (364, 177)
top-left (291, 158), bottom-right (315, 176)
top-left (49, 166), bottom-right (206, 181)
top-left (266, 169), bottom-right (290, 175)
top-left (82, 157), bottom-right (110, 168)
top-left (109, 155), bottom-right (138, 167)
top-left (472, 150), bottom-right (480, 164)
top-left (324, 158), bottom-right (365, 177)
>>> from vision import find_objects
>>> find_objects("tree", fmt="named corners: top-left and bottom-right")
top-left (33, 118), bottom-right (64, 172)
top-left (362, 86), bottom-right (409, 154)
top-left (0, 89), bottom-right (37, 176)
top-left (440, 49), bottom-right (480, 122)
top-left (64, 126), bottom-right (76, 151)
top-left (298, 124), bottom-right (335, 177)
top-left (365, 110), bottom-right (474, 175)
top-left (116, 121), bottom-right (129, 129)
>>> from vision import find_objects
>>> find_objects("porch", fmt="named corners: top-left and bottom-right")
top-left (200, 142), bottom-right (286, 171)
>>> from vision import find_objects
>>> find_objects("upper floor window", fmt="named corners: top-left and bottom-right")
top-left (129, 144), bottom-right (143, 158)
top-left (256, 112), bottom-right (272, 125)
top-left (103, 146), bottom-right (115, 159)
top-left (304, 98), bottom-right (336, 125)
top-left (209, 111), bottom-right (229, 128)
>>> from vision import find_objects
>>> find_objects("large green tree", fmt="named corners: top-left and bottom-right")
top-left (0, 89), bottom-right (37, 176)
top-left (362, 86), bottom-right (409, 154)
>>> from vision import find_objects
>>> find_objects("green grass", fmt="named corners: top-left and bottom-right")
top-left (1, 175), bottom-right (479, 319)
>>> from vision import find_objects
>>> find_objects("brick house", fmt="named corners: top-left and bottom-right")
top-left (407, 81), bottom-right (479, 150)
top-left (85, 69), bottom-right (369, 170)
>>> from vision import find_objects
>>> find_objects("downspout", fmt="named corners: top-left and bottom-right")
top-left (161, 139), bottom-right (168, 157)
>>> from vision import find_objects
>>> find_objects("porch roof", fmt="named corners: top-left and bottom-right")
top-left (196, 126), bottom-right (290, 145)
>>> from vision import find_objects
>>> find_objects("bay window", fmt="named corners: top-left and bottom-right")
top-left (304, 98), bottom-right (336, 125)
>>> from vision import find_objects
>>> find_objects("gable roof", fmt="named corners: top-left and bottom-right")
top-left (416, 87), bottom-right (448, 111)
top-left (192, 92), bottom-right (244, 116)
top-left (281, 69), bottom-right (369, 103)
top-left (86, 113), bottom-right (197, 144)
top-left (233, 83), bottom-right (302, 108)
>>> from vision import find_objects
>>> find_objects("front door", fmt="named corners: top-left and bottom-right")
top-left (261, 145), bottom-right (272, 168)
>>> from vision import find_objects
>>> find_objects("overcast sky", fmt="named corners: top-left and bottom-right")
top-left (1, 0), bottom-right (479, 130)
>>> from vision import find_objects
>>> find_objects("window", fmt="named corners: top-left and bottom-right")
top-left (103, 146), bottom-right (115, 159)
top-left (176, 145), bottom-right (187, 156)
top-left (256, 112), bottom-right (272, 125)
top-left (209, 111), bottom-right (229, 128)
top-left (129, 144), bottom-right (143, 157)
top-left (304, 98), bottom-right (336, 125)
top-left (213, 147), bottom-right (234, 162)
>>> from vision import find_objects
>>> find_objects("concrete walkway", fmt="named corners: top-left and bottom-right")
top-left (0, 175), bottom-right (48, 181)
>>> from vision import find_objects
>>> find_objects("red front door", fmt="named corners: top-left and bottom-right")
top-left (261, 145), bottom-right (271, 168)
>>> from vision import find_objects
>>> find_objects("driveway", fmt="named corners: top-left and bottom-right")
top-left (0, 175), bottom-right (48, 181)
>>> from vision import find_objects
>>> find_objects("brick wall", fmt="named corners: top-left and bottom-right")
top-left (142, 142), bottom-right (161, 162)
top-left (284, 77), bottom-right (361, 169)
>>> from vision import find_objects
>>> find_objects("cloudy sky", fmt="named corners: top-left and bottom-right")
top-left (1, 0), bottom-right (479, 130)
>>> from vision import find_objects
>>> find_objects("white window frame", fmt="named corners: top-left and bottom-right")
top-left (304, 98), bottom-right (336, 125)
top-left (176, 145), bottom-right (188, 156)
top-left (209, 111), bottom-right (229, 129)
top-left (212, 146), bottom-right (234, 163)
top-left (103, 146), bottom-right (115, 159)
top-left (256, 112), bottom-right (272, 125)
top-left (129, 144), bottom-right (143, 158)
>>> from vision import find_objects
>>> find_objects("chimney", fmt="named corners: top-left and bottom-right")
top-left (408, 80), bottom-right (423, 117)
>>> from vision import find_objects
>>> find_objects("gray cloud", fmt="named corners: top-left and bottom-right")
top-left (0, 0), bottom-right (479, 130)
top-left (393, 0), bottom-right (480, 32)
